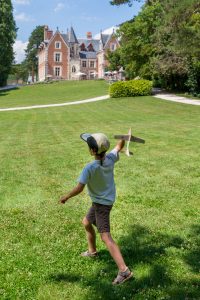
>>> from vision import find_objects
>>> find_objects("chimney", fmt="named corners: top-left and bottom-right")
top-left (47, 30), bottom-right (53, 40)
top-left (87, 32), bottom-right (92, 39)
top-left (44, 25), bottom-right (48, 40)
top-left (44, 25), bottom-right (53, 40)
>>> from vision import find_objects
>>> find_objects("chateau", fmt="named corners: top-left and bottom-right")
top-left (38, 26), bottom-right (120, 81)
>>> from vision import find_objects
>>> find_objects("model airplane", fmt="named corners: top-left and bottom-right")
top-left (114, 128), bottom-right (145, 156)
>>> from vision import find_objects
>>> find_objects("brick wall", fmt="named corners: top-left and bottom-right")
top-left (47, 33), bottom-right (69, 79)
top-left (104, 36), bottom-right (120, 69)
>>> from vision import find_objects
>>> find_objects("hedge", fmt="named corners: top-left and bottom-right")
top-left (109, 79), bottom-right (153, 98)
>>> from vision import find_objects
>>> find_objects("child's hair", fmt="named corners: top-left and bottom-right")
top-left (99, 151), bottom-right (106, 166)
top-left (90, 147), bottom-right (106, 166)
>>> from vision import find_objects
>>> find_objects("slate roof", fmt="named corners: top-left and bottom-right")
top-left (61, 34), bottom-right (69, 45)
top-left (101, 34), bottom-right (110, 46)
top-left (61, 27), bottom-right (79, 45)
top-left (52, 27), bottom-right (114, 53)
top-left (78, 39), bottom-right (100, 52)
top-left (68, 27), bottom-right (79, 44)
top-left (79, 51), bottom-right (97, 59)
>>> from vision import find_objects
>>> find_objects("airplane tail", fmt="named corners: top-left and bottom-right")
top-left (120, 149), bottom-right (133, 156)
top-left (115, 127), bottom-right (145, 157)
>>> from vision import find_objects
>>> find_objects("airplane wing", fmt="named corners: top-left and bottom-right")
top-left (114, 135), bottom-right (129, 140)
top-left (114, 135), bottom-right (145, 144)
top-left (130, 136), bottom-right (145, 144)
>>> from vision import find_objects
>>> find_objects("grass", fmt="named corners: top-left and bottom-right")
top-left (0, 85), bottom-right (200, 299)
top-left (0, 80), bottom-right (108, 108)
top-left (176, 92), bottom-right (200, 100)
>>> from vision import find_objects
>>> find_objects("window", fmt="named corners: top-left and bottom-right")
top-left (90, 61), bottom-right (95, 68)
top-left (80, 43), bottom-right (87, 51)
top-left (54, 53), bottom-right (61, 62)
top-left (87, 44), bottom-right (94, 52)
top-left (110, 43), bottom-right (116, 51)
top-left (55, 41), bottom-right (61, 49)
top-left (82, 60), bottom-right (87, 68)
top-left (72, 66), bottom-right (76, 73)
top-left (55, 67), bottom-right (61, 76)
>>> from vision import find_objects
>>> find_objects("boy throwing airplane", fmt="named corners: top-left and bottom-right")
top-left (60, 133), bottom-right (133, 285)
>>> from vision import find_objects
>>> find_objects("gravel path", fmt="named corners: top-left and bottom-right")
top-left (0, 92), bottom-right (199, 112)
top-left (153, 93), bottom-right (200, 106)
top-left (0, 95), bottom-right (110, 112)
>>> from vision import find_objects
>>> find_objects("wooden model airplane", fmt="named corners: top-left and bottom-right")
top-left (114, 128), bottom-right (145, 156)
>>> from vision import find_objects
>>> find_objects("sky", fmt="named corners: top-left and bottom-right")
top-left (12, 0), bottom-right (144, 63)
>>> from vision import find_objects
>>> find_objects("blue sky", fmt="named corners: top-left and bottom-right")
top-left (12, 0), bottom-right (144, 62)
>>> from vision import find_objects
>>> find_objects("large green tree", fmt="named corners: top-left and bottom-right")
top-left (110, 0), bottom-right (151, 6)
top-left (111, 0), bottom-right (200, 93)
top-left (25, 25), bottom-right (44, 82)
top-left (118, 1), bottom-right (162, 79)
top-left (151, 0), bottom-right (200, 90)
top-left (10, 62), bottom-right (28, 83)
top-left (0, 0), bottom-right (17, 87)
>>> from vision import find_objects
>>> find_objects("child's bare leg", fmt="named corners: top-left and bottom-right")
top-left (100, 232), bottom-right (127, 272)
top-left (82, 217), bottom-right (96, 253)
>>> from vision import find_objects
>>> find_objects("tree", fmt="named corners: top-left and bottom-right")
top-left (25, 25), bottom-right (44, 82)
top-left (0, 0), bottom-right (17, 86)
top-left (109, 0), bottom-right (200, 93)
top-left (105, 48), bottom-right (122, 71)
top-left (116, 2), bottom-right (162, 79)
top-left (152, 0), bottom-right (200, 90)
top-left (110, 0), bottom-right (151, 6)
top-left (11, 63), bottom-right (28, 83)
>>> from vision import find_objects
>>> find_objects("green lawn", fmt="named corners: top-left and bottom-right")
top-left (0, 80), bottom-right (108, 108)
top-left (0, 90), bottom-right (199, 299)
top-left (176, 93), bottom-right (200, 101)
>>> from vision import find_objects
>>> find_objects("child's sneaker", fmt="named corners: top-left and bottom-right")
top-left (112, 267), bottom-right (133, 285)
top-left (80, 250), bottom-right (98, 257)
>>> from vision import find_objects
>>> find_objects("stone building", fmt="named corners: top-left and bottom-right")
top-left (38, 26), bottom-right (120, 81)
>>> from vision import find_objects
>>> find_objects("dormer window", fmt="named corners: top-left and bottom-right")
top-left (80, 43), bottom-right (87, 51)
top-left (55, 41), bottom-right (61, 49)
top-left (87, 43), bottom-right (94, 52)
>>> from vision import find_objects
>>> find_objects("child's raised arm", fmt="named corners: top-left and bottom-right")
top-left (114, 139), bottom-right (125, 153)
top-left (59, 183), bottom-right (85, 204)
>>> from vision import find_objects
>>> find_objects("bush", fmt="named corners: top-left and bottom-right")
top-left (109, 79), bottom-right (153, 98)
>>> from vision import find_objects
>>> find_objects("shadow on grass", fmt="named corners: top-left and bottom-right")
top-left (0, 87), bottom-right (19, 97)
top-left (49, 273), bottom-right (80, 283)
top-left (184, 224), bottom-right (200, 274)
top-left (0, 91), bottom-right (8, 97)
top-left (49, 224), bottom-right (200, 300)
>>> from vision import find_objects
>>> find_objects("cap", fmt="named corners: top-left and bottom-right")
top-left (80, 133), bottom-right (110, 154)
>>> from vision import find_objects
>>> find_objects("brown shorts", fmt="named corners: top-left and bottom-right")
top-left (86, 202), bottom-right (113, 233)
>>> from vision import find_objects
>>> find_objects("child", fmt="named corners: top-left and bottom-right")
top-left (60, 132), bottom-right (133, 285)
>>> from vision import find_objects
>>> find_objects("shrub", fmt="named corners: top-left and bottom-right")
top-left (109, 79), bottom-right (153, 98)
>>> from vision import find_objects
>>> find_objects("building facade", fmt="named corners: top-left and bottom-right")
top-left (38, 26), bottom-right (120, 81)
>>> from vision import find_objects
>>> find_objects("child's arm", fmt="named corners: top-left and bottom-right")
top-left (114, 139), bottom-right (125, 153)
top-left (59, 183), bottom-right (85, 204)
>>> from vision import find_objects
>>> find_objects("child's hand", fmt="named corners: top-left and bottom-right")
top-left (59, 195), bottom-right (68, 204)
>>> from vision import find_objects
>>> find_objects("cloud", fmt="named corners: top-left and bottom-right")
top-left (15, 12), bottom-right (34, 22)
top-left (13, 0), bottom-right (30, 4)
top-left (94, 26), bottom-right (119, 39)
top-left (80, 15), bottom-right (101, 22)
top-left (13, 40), bottom-right (28, 64)
top-left (54, 2), bottom-right (65, 12)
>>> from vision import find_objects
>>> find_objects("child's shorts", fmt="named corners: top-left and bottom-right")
top-left (86, 202), bottom-right (113, 233)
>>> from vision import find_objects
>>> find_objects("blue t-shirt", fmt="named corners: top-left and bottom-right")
top-left (78, 149), bottom-right (119, 205)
